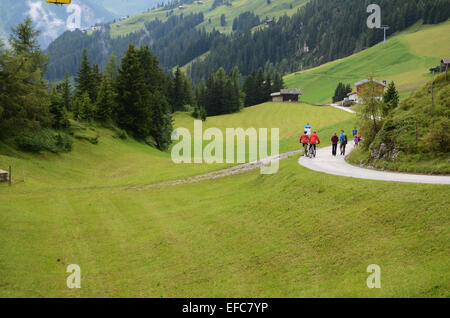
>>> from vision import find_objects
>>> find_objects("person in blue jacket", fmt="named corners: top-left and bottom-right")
top-left (340, 130), bottom-right (348, 155)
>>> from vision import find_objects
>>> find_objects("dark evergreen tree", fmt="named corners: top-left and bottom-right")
top-left (91, 64), bottom-right (103, 102)
top-left (49, 88), bottom-right (69, 129)
top-left (243, 73), bottom-right (258, 107)
top-left (116, 43), bottom-right (152, 138)
top-left (96, 76), bottom-right (115, 121)
top-left (148, 91), bottom-right (173, 150)
top-left (383, 81), bottom-right (399, 116)
top-left (220, 14), bottom-right (227, 27)
top-left (255, 68), bottom-right (265, 104)
top-left (263, 73), bottom-right (272, 102)
top-left (0, 18), bottom-right (52, 137)
top-left (61, 71), bottom-right (72, 111)
top-left (272, 72), bottom-right (284, 93)
top-left (75, 49), bottom-right (95, 102)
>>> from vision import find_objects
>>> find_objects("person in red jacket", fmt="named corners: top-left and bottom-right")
top-left (331, 132), bottom-right (339, 156)
top-left (309, 131), bottom-right (320, 156)
top-left (300, 131), bottom-right (309, 155)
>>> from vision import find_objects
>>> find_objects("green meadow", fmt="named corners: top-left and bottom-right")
top-left (284, 21), bottom-right (450, 104)
top-left (1, 102), bottom-right (449, 297)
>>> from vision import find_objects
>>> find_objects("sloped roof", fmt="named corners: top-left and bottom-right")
top-left (280, 89), bottom-right (302, 95)
top-left (354, 79), bottom-right (386, 87)
top-left (442, 58), bottom-right (450, 64)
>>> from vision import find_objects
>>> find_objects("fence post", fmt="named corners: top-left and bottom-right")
top-left (415, 121), bottom-right (418, 145)
top-left (8, 166), bottom-right (11, 186)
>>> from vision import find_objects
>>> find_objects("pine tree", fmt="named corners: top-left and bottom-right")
top-left (91, 64), bottom-right (103, 102)
top-left (243, 73), bottom-right (258, 107)
top-left (263, 73), bottom-right (272, 102)
top-left (105, 54), bottom-right (118, 81)
top-left (383, 81), bottom-right (399, 116)
top-left (255, 69), bottom-right (265, 104)
top-left (61, 71), bottom-right (72, 111)
top-left (116, 43), bottom-right (151, 138)
top-left (0, 18), bottom-right (52, 136)
top-left (75, 49), bottom-right (95, 102)
top-left (220, 14), bottom-right (226, 27)
top-left (49, 88), bottom-right (69, 129)
top-left (149, 91), bottom-right (173, 150)
top-left (96, 76), bottom-right (115, 122)
top-left (230, 66), bottom-right (242, 111)
top-left (272, 72), bottom-right (284, 93)
top-left (73, 92), bottom-right (94, 121)
top-left (171, 67), bottom-right (186, 112)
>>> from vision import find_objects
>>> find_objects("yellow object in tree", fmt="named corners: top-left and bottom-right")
top-left (46, 0), bottom-right (72, 4)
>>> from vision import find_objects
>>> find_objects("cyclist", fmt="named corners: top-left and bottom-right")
top-left (309, 131), bottom-right (320, 157)
top-left (300, 131), bottom-right (310, 156)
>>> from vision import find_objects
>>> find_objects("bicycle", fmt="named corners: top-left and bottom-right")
top-left (308, 144), bottom-right (316, 158)
top-left (302, 143), bottom-right (309, 156)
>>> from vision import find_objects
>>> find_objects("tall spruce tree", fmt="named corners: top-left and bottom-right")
top-left (96, 76), bottom-right (115, 122)
top-left (116, 43), bottom-right (151, 138)
top-left (243, 73), bottom-right (258, 107)
top-left (49, 88), bottom-right (69, 129)
top-left (0, 18), bottom-right (52, 136)
top-left (382, 81), bottom-right (399, 116)
top-left (272, 72), bottom-right (284, 93)
top-left (60, 71), bottom-right (72, 111)
top-left (75, 49), bottom-right (95, 102)
top-left (171, 67), bottom-right (186, 112)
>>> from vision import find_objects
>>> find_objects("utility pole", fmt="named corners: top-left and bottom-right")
top-left (380, 25), bottom-right (390, 44)
top-left (8, 166), bottom-right (11, 186)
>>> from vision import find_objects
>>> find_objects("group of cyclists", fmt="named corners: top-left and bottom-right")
top-left (300, 126), bottom-right (361, 158)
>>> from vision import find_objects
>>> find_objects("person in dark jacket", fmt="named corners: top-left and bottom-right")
top-left (331, 133), bottom-right (339, 156)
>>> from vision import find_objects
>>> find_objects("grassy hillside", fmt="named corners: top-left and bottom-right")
top-left (1, 101), bottom-right (449, 297)
top-left (110, 0), bottom-right (309, 38)
top-left (285, 20), bottom-right (450, 105)
top-left (348, 73), bottom-right (450, 174)
top-left (1, 149), bottom-right (448, 297)
top-left (0, 103), bottom-right (354, 191)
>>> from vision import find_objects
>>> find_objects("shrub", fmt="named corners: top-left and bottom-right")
top-left (15, 129), bottom-right (73, 153)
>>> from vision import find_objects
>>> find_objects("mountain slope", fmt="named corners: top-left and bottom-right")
top-left (0, 104), bottom-right (448, 297)
top-left (284, 21), bottom-right (450, 104)
top-left (0, 0), bottom-right (115, 48)
top-left (348, 72), bottom-right (450, 174)
top-left (109, 0), bottom-right (309, 38)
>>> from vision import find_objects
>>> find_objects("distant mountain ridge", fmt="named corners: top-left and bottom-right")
top-left (0, 0), bottom-right (166, 48)
top-left (45, 0), bottom-right (449, 82)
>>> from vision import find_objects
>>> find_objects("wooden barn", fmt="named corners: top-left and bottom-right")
top-left (354, 79), bottom-right (386, 103)
top-left (271, 89), bottom-right (302, 102)
top-left (0, 169), bottom-right (9, 182)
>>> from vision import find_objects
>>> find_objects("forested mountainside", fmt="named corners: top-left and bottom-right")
top-left (0, 0), bottom-right (114, 48)
top-left (46, 0), bottom-right (449, 82)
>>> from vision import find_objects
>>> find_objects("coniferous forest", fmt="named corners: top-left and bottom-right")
top-left (46, 0), bottom-right (449, 84)
top-left (0, 19), bottom-right (174, 153)
top-left (2, 0), bottom-right (449, 154)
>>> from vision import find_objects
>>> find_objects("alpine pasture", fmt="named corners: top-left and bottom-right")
top-left (1, 102), bottom-right (449, 297)
top-left (284, 21), bottom-right (450, 104)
